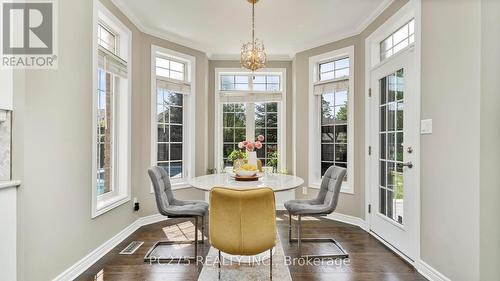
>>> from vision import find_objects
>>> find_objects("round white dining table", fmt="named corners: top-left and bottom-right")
top-left (187, 173), bottom-right (304, 192)
top-left (188, 172), bottom-right (304, 263)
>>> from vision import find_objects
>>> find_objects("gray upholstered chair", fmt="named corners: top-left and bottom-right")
top-left (284, 165), bottom-right (348, 259)
top-left (144, 166), bottom-right (209, 262)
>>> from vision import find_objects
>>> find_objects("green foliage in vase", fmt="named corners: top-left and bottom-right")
top-left (267, 151), bottom-right (279, 171)
top-left (228, 149), bottom-right (247, 162)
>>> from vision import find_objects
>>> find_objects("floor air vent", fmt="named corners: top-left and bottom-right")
top-left (119, 241), bottom-right (144, 255)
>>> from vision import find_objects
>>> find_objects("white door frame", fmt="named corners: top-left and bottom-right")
top-left (364, 0), bottom-right (421, 265)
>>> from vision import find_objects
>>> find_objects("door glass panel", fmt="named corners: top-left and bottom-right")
top-left (379, 68), bottom-right (405, 225)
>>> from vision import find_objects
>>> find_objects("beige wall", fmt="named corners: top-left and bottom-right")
top-left (420, 0), bottom-right (481, 280)
top-left (292, 0), bottom-right (408, 218)
top-left (207, 60), bottom-right (294, 174)
top-left (480, 0), bottom-right (500, 279)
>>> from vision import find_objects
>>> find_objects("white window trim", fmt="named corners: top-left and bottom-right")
top-left (214, 68), bottom-right (287, 173)
top-left (308, 46), bottom-right (355, 194)
top-left (150, 45), bottom-right (196, 192)
top-left (92, 0), bottom-right (132, 218)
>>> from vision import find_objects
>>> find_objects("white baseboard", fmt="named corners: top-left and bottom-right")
top-left (417, 260), bottom-right (451, 281)
top-left (52, 214), bottom-right (166, 281)
top-left (325, 212), bottom-right (367, 230)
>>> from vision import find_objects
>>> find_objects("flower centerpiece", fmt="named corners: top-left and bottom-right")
top-left (238, 134), bottom-right (265, 168)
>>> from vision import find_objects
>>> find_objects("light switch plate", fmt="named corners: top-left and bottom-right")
top-left (421, 119), bottom-right (432, 134)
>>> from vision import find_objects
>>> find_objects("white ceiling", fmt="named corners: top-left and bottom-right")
top-left (112, 0), bottom-right (392, 59)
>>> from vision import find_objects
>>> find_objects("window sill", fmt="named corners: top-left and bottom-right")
top-left (93, 194), bottom-right (130, 218)
top-left (309, 181), bottom-right (354, 195)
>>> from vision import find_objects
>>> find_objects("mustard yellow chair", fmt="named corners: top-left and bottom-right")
top-left (209, 187), bottom-right (276, 279)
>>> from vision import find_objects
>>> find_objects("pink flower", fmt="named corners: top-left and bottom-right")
top-left (246, 142), bottom-right (255, 152)
top-left (242, 140), bottom-right (249, 146)
top-left (238, 142), bottom-right (244, 149)
top-left (257, 135), bottom-right (265, 141)
top-left (255, 141), bottom-right (263, 149)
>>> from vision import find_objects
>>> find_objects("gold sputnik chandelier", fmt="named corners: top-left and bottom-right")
top-left (240, 0), bottom-right (267, 71)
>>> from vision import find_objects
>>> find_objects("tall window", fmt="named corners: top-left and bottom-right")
top-left (151, 46), bottom-right (195, 186)
top-left (309, 46), bottom-right (354, 193)
top-left (216, 71), bottom-right (286, 171)
top-left (380, 19), bottom-right (415, 61)
top-left (93, 4), bottom-right (131, 217)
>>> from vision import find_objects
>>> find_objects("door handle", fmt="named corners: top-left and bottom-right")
top-left (402, 161), bottom-right (413, 169)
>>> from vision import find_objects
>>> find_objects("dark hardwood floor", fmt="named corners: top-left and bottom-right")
top-left (75, 212), bottom-right (426, 281)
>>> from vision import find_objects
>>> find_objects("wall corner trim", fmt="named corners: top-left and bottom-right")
top-left (416, 260), bottom-right (451, 281)
top-left (52, 214), bottom-right (166, 281)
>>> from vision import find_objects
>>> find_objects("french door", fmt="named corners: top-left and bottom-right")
top-left (368, 47), bottom-right (418, 260)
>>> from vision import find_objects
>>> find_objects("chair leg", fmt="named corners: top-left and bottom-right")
top-left (288, 212), bottom-right (292, 243)
top-left (269, 248), bottom-right (273, 280)
top-left (288, 214), bottom-right (349, 259)
top-left (297, 215), bottom-right (302, 257)
top-left (201, 215), bottom-right (205, 244)
top-left (194, 216), bottom-right (198, 259)
top-left (218, 249), bottom-right (221, 280)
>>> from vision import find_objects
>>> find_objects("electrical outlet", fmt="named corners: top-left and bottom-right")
top-left (421, 119), bottom-right (432, 134)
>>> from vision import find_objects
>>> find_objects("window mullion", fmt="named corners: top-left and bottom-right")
top-left (246, 103), bottom-right (255, 141)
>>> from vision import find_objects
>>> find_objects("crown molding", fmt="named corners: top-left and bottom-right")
top-left (111, 0), bottom-right (395, 60)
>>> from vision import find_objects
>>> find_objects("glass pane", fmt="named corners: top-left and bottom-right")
top-left (223, 103), bottom-right (234, 112)
top-left (234, 113), bottom-right (246, 127)
top-left (158, 144), bottom-right (169, 161)
top-left (380, 77), bottom-right (387, 104)
top-left (335, 58), bottom-right (349, 69)
top-left (170, 107), bottom-right (183, 124)
top-left (321, 144), bottom-right (334, 161)
top-left (156, 57), bottom-right (169, 69)
top-left (322, 106), bottom-right (335, 125)
top-left (170, 144), bottom-right (183, 161)
top-left (253, 84), bottom-right (266, 91)
top-left (267, 75), bottom-right (280, 84)
top-left (320, 71), bottom-right (335, 81)
top-left (223, 144), bottom-right (234, 158)
top-left (394, 163), bottom-right (404, 224)
top-left (235, 75), bottom-right (248, 83)
top-left (335, 125), bottom-right (347, 143)
top-left (388, 103), bottom-right (396, 131)
top-left (321, 126), bottom-right (335, 143)
top-left (167, 92), bottom-right (183, 106)
top-left (380, 106), bottom-right (387, 132)
top-left (223, 113), bottom-right (234, 127)
top-left (267, 83), bottom-right (280, 91)
top-left (393, 40), bottom-right (408, 54)
top-left (170, 162), bottom-right (183, 179)
top-left (170, 125), bottom-right (182, 142)
top-left (335, 105), bottom-right (347, 122)
top-left (158, 125), bottom-right (169, 142)
top-left (393, 25), bottom-right (409, 44)
top-left (335, 68), bottom-right (349, 78)
top-left (388, 74), bottom-right (396, 102)
top-left (266, 113), bottom-right (278, 127)
top-left (156, 68), bottom-right (169, 78)
top-left (397, 102), bottom-right (404, 130)
top-left (223, 128), bottom-right (234, 142)
top-left (322, 93), bottom-right (335, 107)
top-left (234, 129), bottom-right (246, 142)
top-left (380, 133), bottom-right (386, 159)
top-left (319, 61), bottom-right (334, 73)
top-left (335, 91), bottom-right (348, 106)
top-left (386, 190), bottom-right (394, 219)
top-left (396, 132), bottom-right (404, 161)
top-left (266, 102), bottom-right (278, 112)
top-left (409, 19), bottom-right (415, 35)
top-left (381, 37), bottom-right (392, 51)
top-left (335, 144), bottom-right (347, 162)
top-left (170, 61), bottom-right (184, 72)
top-left (388, 133), bottom-right (395, 160)
top-left (387, 162), bottom-right (395, 189)
top-left (380, 161), bottom-right (386, 187)
top-left (234, 103), bottom-right (245, 112)
top-left (267, 129), bottom-right (278, 142)
top-left (379, 188), bottom-right (386, 215)
top-left (170, 70), bottom-right (184, 81)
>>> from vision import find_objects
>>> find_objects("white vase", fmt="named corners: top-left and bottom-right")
top-left (247, 151), bottom-right (257, 166)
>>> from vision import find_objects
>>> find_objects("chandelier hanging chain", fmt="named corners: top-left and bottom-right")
top-left (240, 0), bottom-right (266, 71)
